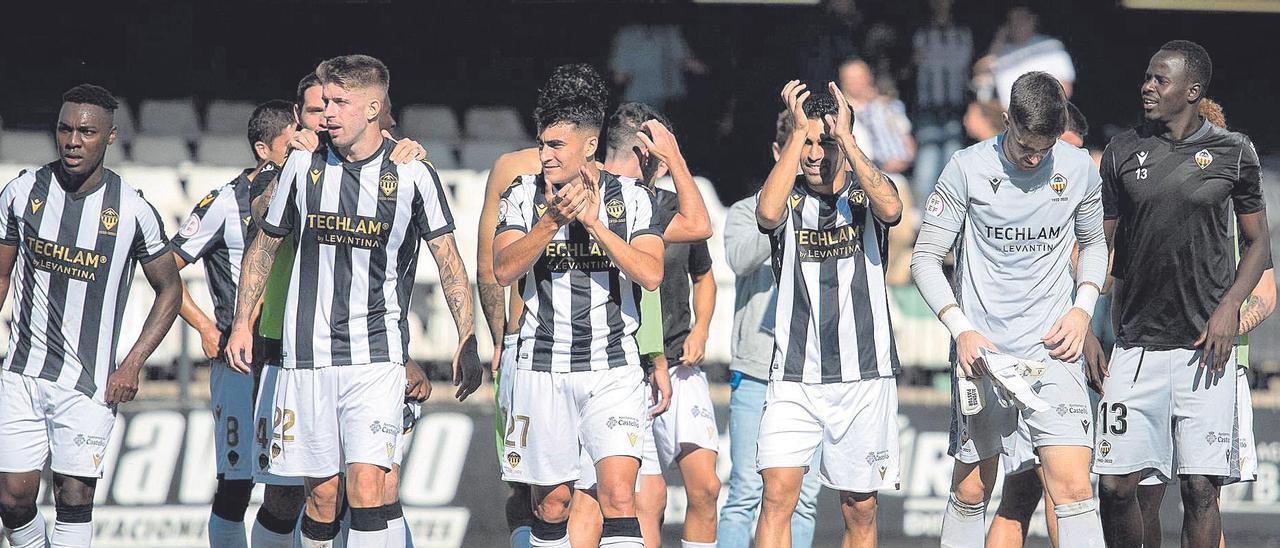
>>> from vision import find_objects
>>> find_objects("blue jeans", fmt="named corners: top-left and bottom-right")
top-left (718, 372), bottom-right (821, 547)
top-left (912, 112), bottom-right (964, 206)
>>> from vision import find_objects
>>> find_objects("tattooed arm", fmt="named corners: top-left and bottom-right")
top-left (1239, 268), bottom-right (1276, 335)
top-left (224, 232), bottom-right (283, 373)
top-left (825, 82), bottom-right (902, 224)
top-left (427, 233), bottom-right (483, 400)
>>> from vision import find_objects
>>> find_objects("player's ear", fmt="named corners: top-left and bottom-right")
top-left (1187, 81), bottom-right (1204, 104)
top-left (771, 142), bottom-right (781, 161)
top-left (584, 134), bottom-right (598, 161)
top-left (1002, 111), bottom-right (1010, 128)
top-left (367, 96), bottom-right (382, 123)
top-left (107, 125), bottom-right (117, 146)
top-left (253, 141), bottom-right (270, 163)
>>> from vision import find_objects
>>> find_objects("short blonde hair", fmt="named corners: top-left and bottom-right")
top-left (315, 54), bottom-right (390, 93)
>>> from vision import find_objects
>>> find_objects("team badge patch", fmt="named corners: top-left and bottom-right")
top-left (179, 213), bottom-right (201, 238)
top-left (29, 199), bottom-right (43, 214)
top-left (1195, 149), bottom-right (1213, 169)
top-left (789, 194), bottom-right (803, 210)
top-left (309, 169), bottom-right (322, 185)
top-left (228, 451), bottom-right (240, 467)
top-left (989, 177), bottom-right (1002, 193)
top-left (497, 200), bottom-right (509, 224)
top-left (506, 451), bottom-right (521, 468)
top-left (924, 192), bottom-right (944, 217)
top-left (606, 199), bottom-right (625, 220)
top-left (271, 443), bottom-right (282, 460)
top-left (1050, 173), bottom-right (1067, 196)
top-left (100, 208), bottom-right (119, 232)
top-left (379, 172), bottom-right (398, 197)
top-left (1098, 440), bottom-right (1112, 457)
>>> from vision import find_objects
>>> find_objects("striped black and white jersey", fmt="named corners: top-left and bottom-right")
top-left (765, 175), bottom-right (900, 383)
top-left (0, 164), bottom-right (170, 401)
top-left (261, 140), bottom-right (455, 369)
top-left (495, 171), bottom-right (661, 372)
top-left (172, 163), bottom-right (276, 334)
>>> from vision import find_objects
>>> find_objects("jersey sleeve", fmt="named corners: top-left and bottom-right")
top-left (921, 152), bottom-right (969, 233)
top-left (262, 151), bottom-right (306, 238)
top-left (495, 178), bottom-right (531, 236)
top-left (1233, 136), bottom-right (1265, 215)
top-left (628, 185), bottom-right (662, 242)
top-left (0, 173), bottom-right (31, 246)
top-left (1100, 145), bottom-right (1122, 220)
top-left (412, 162), bottom-right (457, 241)
top-left (1074, 165), bottom-right (1108, 289)
top-left (170, 187), bottom-right (228, 264)
top-left (688, 240), bottom-right (713, 277)
top-left (131, 195), bottom-right (172, 263)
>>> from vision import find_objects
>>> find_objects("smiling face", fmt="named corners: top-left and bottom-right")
top-left (538, 122), bottom-right (597, 186)
top-left (56, 102), bottom-right (116, 176)
top-left (797, 117), bottom-right (846, 188)
top-left (1142, 50), bottom-right (1198, 123)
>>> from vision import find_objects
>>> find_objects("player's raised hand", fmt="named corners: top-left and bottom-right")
top-left (224, 325), bottom-right (255, 374)
top-left (1043, 307), bottom-right (1091, 362)
top-left (824, 81), bottom-right (856, 143)
top-left (577, 167), bottom-right (602, 229)
top-left (104, 362), bottom-right (141, 406)
top-left (1195, 302), bottom-right (1239, 372)
top-left (956, 330), bottom-right (997, 378)
top-left (636, 120), bottom-right (683, 167)
top-left (1083, 331), bottom-right (1109, 395)
top-left (405, 358), bottom-right (432, 402)
top-left (545, 181), bottom-right (583, 226)
top-left (288, 128), bottom-right (321, 153)
top-left (452, 335), bottom-right (483, 401)
top-left (781, 80), bottom-right (810, 132)
top-left (385, 131), bottom-right (428, 164)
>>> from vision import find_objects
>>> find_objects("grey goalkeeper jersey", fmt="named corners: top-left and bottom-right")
top-left (916, 136), bottom-right (1106, 360)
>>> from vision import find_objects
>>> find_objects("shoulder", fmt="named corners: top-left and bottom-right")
top-left (495, 148), bottom-right (541, 172)
top-left (1103, 127), bottom-right (1142, 153)
top-left (1053, 140), bottom-right (1094, 167)
top-left (2, 164), bottom-right (44, 194)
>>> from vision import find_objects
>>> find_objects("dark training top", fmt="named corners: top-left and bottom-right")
top-left (1102, 119), bottom-right (1270, 350)
top-left (653, 188), bottom-right (713, 361)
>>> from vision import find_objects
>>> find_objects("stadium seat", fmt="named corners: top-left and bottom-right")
top-left (196, 135), bottom-right (249, 167)
top-left (185, 166), bottom-right (250, 206)
top-left (0, 130), bottom-right (56, 164)
top-left (400, 105), bottom-right (461, 145)
top-left (424, 142), bottom-right (459, 170)
top-left (205, 101), bottom-right (257, 136)
top-left (114, 166), bottom-right (191, 226)
top-left (138, 98), bottom-right (201, 140)
top-left (459, 140), bottom-right (525, 171)
top-left (463, 106), bottom-right (528, 141)
top-left (113, 98), bottom-right (137, 144)
top-left (131, 136), bottom-right (191, 167)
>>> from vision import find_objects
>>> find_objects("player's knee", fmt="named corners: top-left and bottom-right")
top-left (841, 492), bottom-right (878, 528)
top-left (534, 496), bottom-right (570, 523)
top-left (52, 475), bottom-right (96, 507)
top-left (1098, 475), bottom-right (1139, 505)
top-left (212, 479), bottom-right (254, 521)
top-left (0, 500), bottom-right (38, 530)
top-left (1179, 475), bottom-right (1221, 513)
top-left (760, 481), bottom-right (798, 517)
top-left (596, 483), bottom-right (637, 517)
top-left (952, 479), bottom-right (988, 506)
top-left (1044, 473), bottom-right (1094, 504)
top-left (381, 465), bottom-right (401, 505)
top-left (307, 480), bottom-right (341, 513)
top-left (345, 466), bottom-right (386, 507)
top-left (685, 476), bottom-right (721, 510)
top-left (263, 484), bottom-right (306, 519)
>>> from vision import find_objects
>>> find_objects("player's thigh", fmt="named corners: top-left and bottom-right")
top-left (268, 367), bottom-right (341, 478)
top-left (1093, 346), bottom-right (1172, 477)
top-left (819, 377), bottom-right (900, 493)
top-left (1171, 348), bottom-right (1239, 477)
top-left (950, 370), bottom-right (1016, 464)
top-left (47, 383), bottom-right (115, 478)
top-left (210, 359), bottom-right (256, 480)
top-left (252, 365), bottom-right (304, 487)
top-left (654, 365), bottom-right (719, 469)
top-left (0, 371), bottom-right (51, 475)
top-left (501, 369), bottom-right (580, 486)
top-left (336, 362), bottom-right (405, 470)
top-left (755, 381), bottom-right (824, 474)
top-left (1025, 358), bottom-right (1093, 450)
top-left (1000, 416), bottom-right (1038, 477)
top-left (577, 367), bottom-right (646, 472)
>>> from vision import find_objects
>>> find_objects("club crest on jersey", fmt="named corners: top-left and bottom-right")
top-left (1098, 440), bottom-right (1112, 457)
top-left (989, 177), bottom-right (1002, 193)
top-left (379, 172), bottom-right (398, 198)
top-left (850, 189), bottom-right (866, 206)
top-left (309, 169), bottom-right (321, 185)
top-left (30, 199), bottom-right (43, 214)
top-left (198, 192), bottom-right (216, 208)
top-left (100, 208), bottom-right (119, 232)
top-left (1050, 173), bottom-right (1067, 196)
top-left (788, 193), bottom-right (803, 210)
top-left (1195, 149), bottom-right (1213, 169)
top-left (1135, 151), bottom-right (1148, 165)
top-left (497, 200), bottom-right (509, 224)
top-left (606, 198), bottom-right (625, 220)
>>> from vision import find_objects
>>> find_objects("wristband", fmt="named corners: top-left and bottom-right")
top-left (940, 307), bottom-right (976, 341)
top-left (1073, 283), bottom-right (1100, 316)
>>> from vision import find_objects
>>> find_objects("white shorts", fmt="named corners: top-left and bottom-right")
top-left (496, 333), bottom-right (521, 471)
top-left (500, 366), bottom-right (647, 487)
top-left (210, 359), bottom-right (256, 480)
top-left (576, 382), bottom-right (662, 490)
top-left (1135, 365), bottom-right (1257, 486)
top-left (652, 365), bottom-right (719, 469)
top-left (1001, 416), bottom-right (1038, 476)
top-left (950, 356), bottom-right (1093, 464)
top-left (268, 362), bottom-right (406, 478)
top-left (756, 377), bottom-right (900, 493)
top-left (394, 400), bottom-right (423, 467)
top-left (1093, 346), bottom-right (1239, 480)
top-left (0, 370), bottom-right (115, 478)
top-left (252, 364), bottom-right (304, 486)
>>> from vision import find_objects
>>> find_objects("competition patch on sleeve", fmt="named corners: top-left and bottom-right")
top-left (925, 191), bottom-right (944, 217)
top-left (497, 199), bottom-right (509, 224)
top-left (179, 213), bottom-right (201, 238)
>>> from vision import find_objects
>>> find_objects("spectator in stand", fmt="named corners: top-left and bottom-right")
top-left (609, 20), bottom-right (708, 115)
top-left (798, 0), bottom-right (863, 84)
top-left (911, 0), bottom-right (972, 198)
top-left (963, 99), bottom-right (1005, 141)
top-left (973, 3), bottom-right (1075, 108)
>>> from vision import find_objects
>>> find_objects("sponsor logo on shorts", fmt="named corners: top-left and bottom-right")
top-left (690, 405), bottom-right (714, 420)
top-left (387, 442), bottom-right (395, 458)
top-left (1205, 431), bottom-right (1231, 445)
top-left (74, 434), bottom-right (108, 448)
top-left (627, 432), bottom-right (638, 447)
top-left (506, 451), bottom-right (521, 468)
top-left (1096, 439), bottom-right (1114, 464)
top-left (93, 453), bottom-right (102, 468)
top-left (369, 420), bottom-right (400, 436)
top-left (214, 405), bottom-right (222, 420)
top-left (606, 416), bottom-right (640, 430)
top-left (1056, 403), bottom-right (1088, 417)
top-left (865, 450), bottom-right (891, 465)
top-left (1081, 420), bottom-right (1090, 433)
top-left (879, 466), bottom-right (888, 480)
top-left (227, 451), bottom-right (240, 467)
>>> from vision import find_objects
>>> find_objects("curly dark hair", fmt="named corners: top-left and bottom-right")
top-left (535, 97), bottom-right (605, 133)
top-left (248, 100), bottom-right (296, 153)
top-left (537, 63), bottom-right (609, 112)
top-left (802, 93), bottom-right (838, 121)
top-left (62, 84), bottom-right (119, 111)
top-left (605, 102), bottom-right (671, 157)
top-left (1160, 40), bottom-right (1212, 93)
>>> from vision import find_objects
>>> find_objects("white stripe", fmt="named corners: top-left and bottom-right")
top-left (835, 198), bottom-right (859, 382)
top-left (382, 164), bottom-right (416, 364)
top-left (56, 190), bottom-right (105, 388)
top-left (283, 167), bottom-right (305, 367)
top-left (799, 199), bottom-right (822, 383)
top-left (862, 213), bottom-right (894, 378)
top-left (311, 159), bottom-right (345, 366)
top-left (347, 161), bottom-right (379, 364)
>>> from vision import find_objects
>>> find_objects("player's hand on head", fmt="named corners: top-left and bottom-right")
top-left (824, 81), bottom-right (855, 142)
top-left (405, 358), bottom-right (431, 402)
top-left (224, 326), bottom-right (254, 374)
top-left (635, 120), bottom-right (681, 166)
top-left (781, 80), bottom-right (810, 132)
top-left (955, 331), bottom-right (996, 378)
top-left (1043, 307), bottom-right (1091, 362)
top-left (105, 365), bottom-right (141, 405)
top-left (1195, 303), bottom-right (1239, 372)
top-left (1083, 331), bottom-right (1109, 395)
top-left (385, 132), bottom-right (427, 164)
top-left (288, 129), bottom-right (321, 153)
top-left (452, 335), bottom-right (483, 401)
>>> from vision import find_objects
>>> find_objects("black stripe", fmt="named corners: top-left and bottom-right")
top-left (529, 176), bottom-right (555, 371)
top-left (38, 181), bottom-right (88, 382)
top-left (817, 197), bottom-right (842, 382)
top-left (783, 198), bottom-right (810, 382)
top-left (292, 153), bottom-right (328, 367)
top-left (366, 159), bottom-right (398, 362)
top-left (326, 162), bottom-right (361, 365)
top-left (601, 176), bottom-right (629, 369)
top-left (9, 168), bottom-right (53, 374)
top-left (850, 206), bottom-right (880, 380)
top-left (75, 177), bottom-right (123, 396)
top-left (567, 222), bottom-right (594, 372)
